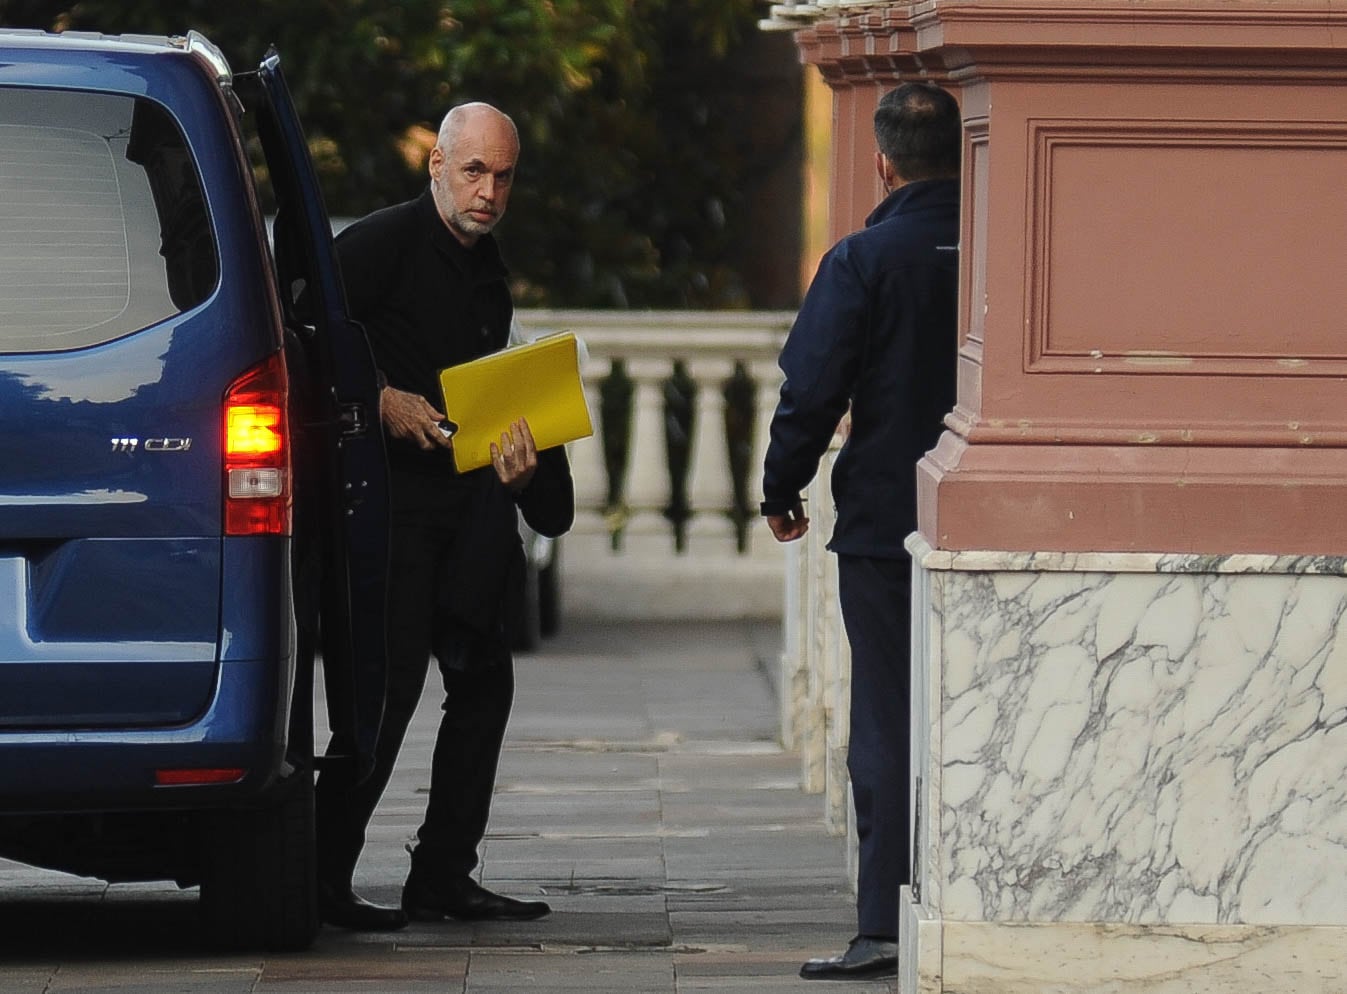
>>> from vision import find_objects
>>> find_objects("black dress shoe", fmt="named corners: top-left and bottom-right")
top-left (402, 875), bottom-right (550, 922)
top-left (318, 883), bottom-right (409, 931)
top-left (800, 935), bottom-right (898, 980)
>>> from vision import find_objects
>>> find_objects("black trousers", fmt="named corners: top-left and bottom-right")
top-left (315, 510), bottom-right (514, 887)
top-left (837, 553), bottom-right (912, 940)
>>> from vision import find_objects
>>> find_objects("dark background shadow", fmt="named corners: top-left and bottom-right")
top-left (0, 887), bottom-right (204, 960)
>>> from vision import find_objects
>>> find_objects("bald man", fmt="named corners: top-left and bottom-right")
top-left (314, 102), bottom-right (573, 931)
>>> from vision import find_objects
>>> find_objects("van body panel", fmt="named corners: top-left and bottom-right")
top-left (0, 659), bottom-right (282, 811)
top-left (0, 55), bottom-right (263, 731)
top-left (0, 34), bottom-right (388, 936)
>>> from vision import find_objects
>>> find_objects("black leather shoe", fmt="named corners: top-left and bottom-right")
top-left (402, 875), bottom-right (550, 922)
top-left (799, 936), bottom-right (898, 980)
top-left (318, 883), bottom-right (409, 931)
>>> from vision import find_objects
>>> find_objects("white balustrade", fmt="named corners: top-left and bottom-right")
top-left (515, 309), bottom-right (795, 621)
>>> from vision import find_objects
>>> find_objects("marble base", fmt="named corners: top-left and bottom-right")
top-left (899, 885), bottom-right (942, 994)
top-left (904, 537), bottom-right (1347, 992)
top-left (901, 901), bottom-right (1347, 993)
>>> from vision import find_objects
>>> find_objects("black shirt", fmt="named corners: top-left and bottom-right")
top-left (336, 189), bottom-right (512, 487)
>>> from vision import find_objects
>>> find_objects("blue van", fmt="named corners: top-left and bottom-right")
top-left (0, 30), bottom-right (388, 950)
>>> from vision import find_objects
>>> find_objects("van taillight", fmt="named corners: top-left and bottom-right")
top-left (223, 351), bottom-right (291, 536)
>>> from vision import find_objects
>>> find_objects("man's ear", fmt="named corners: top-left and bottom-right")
top-left (428, 144), bottom-right (444, 182)
top-left (875, 151), bottom-right (894, 192)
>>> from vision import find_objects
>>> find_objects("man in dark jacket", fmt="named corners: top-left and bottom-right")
top-left (314, 102), bottom-right (573, 930)
top-left (760, 82), bottom-right (961, 980)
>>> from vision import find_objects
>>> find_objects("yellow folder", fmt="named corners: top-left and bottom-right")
top-left (437, 332), bottom-right (593, 473)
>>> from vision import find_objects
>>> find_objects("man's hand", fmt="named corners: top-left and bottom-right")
top-left (380, 386), bottom-right (454, 451)
top-left (490, 417), bottom-right (538, 492)
top-left (767, 501), bottom-right (810, 543)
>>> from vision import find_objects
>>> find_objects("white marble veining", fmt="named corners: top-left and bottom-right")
top-left (937, 920), bottom-right (1347, 994)
top-left (911, 542), bottom-right (1347, 927)
top-left (907, 536), bottom-right (1347, 579)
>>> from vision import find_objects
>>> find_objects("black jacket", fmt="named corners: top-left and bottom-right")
top-left (761, 179), bottom-right (960, 559)
top-left (336, 190), bottom-right (574, 661)
top-left (336, 189), bottom-right (513, 487)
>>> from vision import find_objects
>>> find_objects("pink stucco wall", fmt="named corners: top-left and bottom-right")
top-left (796, 0), bottom-right (1347, 555)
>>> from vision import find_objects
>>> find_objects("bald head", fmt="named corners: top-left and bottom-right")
top-left (428, 102), bottom-right (520, 247)
top-left (437, 102), bottom-right (519, 154)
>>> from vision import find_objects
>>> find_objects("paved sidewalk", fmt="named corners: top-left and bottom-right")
top-left (0, 621), bottom-right (893, 993)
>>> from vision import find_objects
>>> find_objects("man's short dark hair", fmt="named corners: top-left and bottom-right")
top-left (874, 82), bottom-right (961, 182)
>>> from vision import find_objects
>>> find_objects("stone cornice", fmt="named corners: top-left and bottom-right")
top-left (765, 1), bottom-right (1347, 53)
top-left (775, 1), bottom-right (1347, 79)
top-left (912, 1), bottom-right (1347, 65)
top-left (759, 0), bottom-right (897, 32)
top-left (911, 0), bottom-right (1347, 30)
top-left (795, 13), bottom-right (923, 80)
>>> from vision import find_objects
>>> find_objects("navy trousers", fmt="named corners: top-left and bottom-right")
top-left (837, 553), bottom-right (912, 940)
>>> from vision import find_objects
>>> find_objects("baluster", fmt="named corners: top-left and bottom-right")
top-left (563, 352), bottom-right (615, 560)
top-left (620, 356), bottom-right (675, 553)
top-left (684, 356), bottom-right (737, 556)
top-left (572, 355), bottom-right (610, 511)
top-left (746, 357), bottom-right (784, 556)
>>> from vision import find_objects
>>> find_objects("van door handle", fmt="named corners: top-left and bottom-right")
top-left (336, 402), bottom-right (368, 438)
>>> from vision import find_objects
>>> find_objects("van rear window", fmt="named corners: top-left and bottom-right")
top-left (0, 88), bottom-right (218, 353)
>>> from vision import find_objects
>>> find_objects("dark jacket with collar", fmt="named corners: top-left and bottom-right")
top-left (761, 178), bottom-right (960, 560)
top-left (336, 190), bottom-right (573, 661)
top-left (336, 189), bottom-right (512, 488)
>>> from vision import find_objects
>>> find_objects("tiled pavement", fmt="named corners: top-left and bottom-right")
top-left (0, 621), bottom-right (894, 993)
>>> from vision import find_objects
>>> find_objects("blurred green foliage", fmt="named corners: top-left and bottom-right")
top-left (0, 0), bottom-right (783, 307)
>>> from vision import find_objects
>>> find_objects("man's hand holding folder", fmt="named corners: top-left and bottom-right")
top-left (376, 385), bottom-right (540, 490)
top-left (488, 418), bottom-right (539, 492)
top-left (436, 332), bottom-right (593, 474)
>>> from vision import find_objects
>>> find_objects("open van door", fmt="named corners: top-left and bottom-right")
top-left (245, 51), bottom-right (389, 782)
